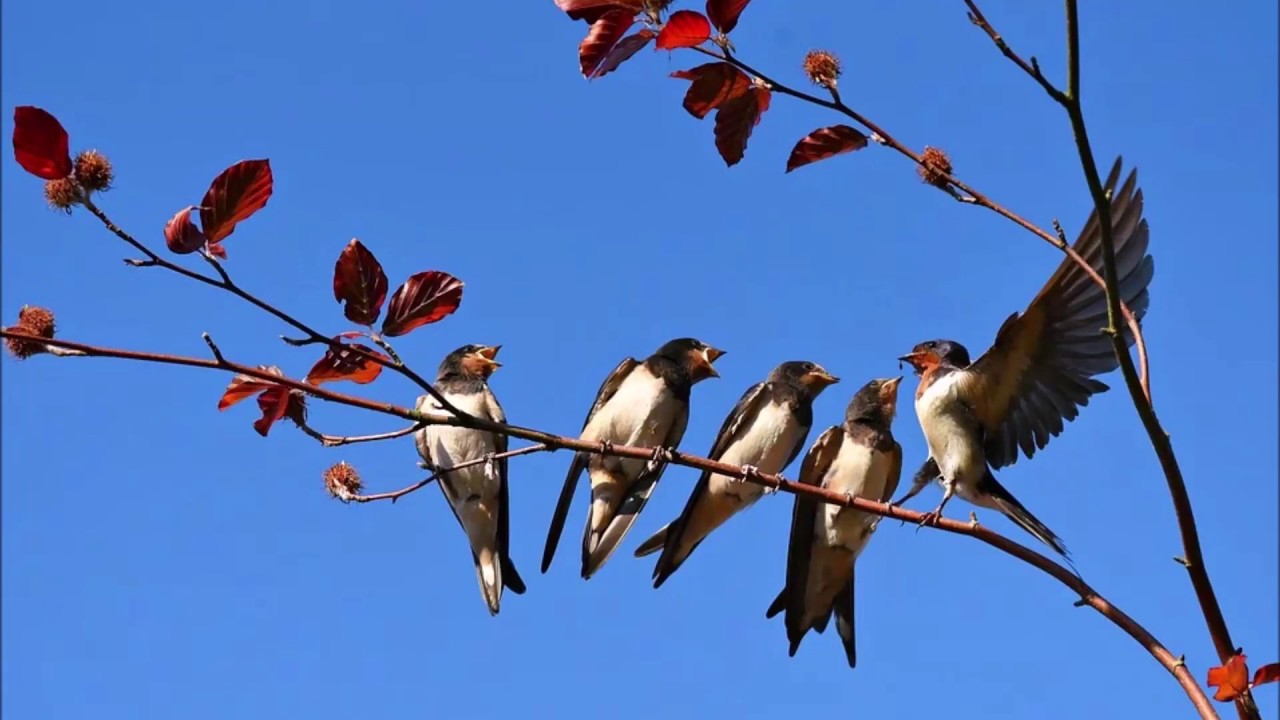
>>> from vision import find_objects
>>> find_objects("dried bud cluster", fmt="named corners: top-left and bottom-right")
top-left (803, 50), bottom-right (842, 89)
top-left (4, 305), bottom-right (57, 360)
top-left (44, 178), bottom-right (81, 213)
top-left (324, 461), bottom-right (364, 502)
top-left (74, 149), bottom-right (114, 193)
top-left (918, 146), bottom-right (954, 188)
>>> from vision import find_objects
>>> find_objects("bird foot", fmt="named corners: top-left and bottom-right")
top-left (649, 446), bottom-right (674, 464)
top-left (597, 440), bottom-right (614, 455)
top-left (914, 506), bottom-right (945, 534)
top-left (968, 511), bottom-right (979, 529)
top-left (483, 452), bottom-right (498, 481)
top-left (735, 464), bottom-right (761, 485)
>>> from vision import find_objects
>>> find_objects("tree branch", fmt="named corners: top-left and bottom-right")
top-left (350, 444), bottom-right (551, 503)
top-left (296, 422), bottom-right (422, 448)
top-left (963, 2), bottom-right (1253, 717)
top-left (687, 44), bottom-right (1151, 401)
top-left (77, 195), bottom-right (464, 418)
top-left (0, 329), bottom-right (1214, 716)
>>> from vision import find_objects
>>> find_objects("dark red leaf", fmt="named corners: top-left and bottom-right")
top-left (656, 10), bottom-right (711, 50)
top-left (714, 86), bottom-right (770, 167)
top-left (579, 9), bottom-right (635, 78)
top-left (333, 239), bottom-right (388, 326)
top-left (163, 206), bottom-right (208, 255)
top-left (199, 159), bottom-right (273, 244)
top-left (381, 270), bottom-right (464, 337)
top-left (706, 0), bottom-right (750, 33)
top-left (671, 62), bottom-right (751, 119)
top-left (592, 28), bottom-right (655, 79)
top-left (207, 242), bottom-right (228, 260)
top-left (253, 387), bottom-right (292, 436)
top-left (556, 0), bottom-right (643, 23)
top-left (1207, 654), bottom-right (1250, 703)
top-left (785, 125), bottom-right (869, 173)
top-left (218, 366), bottom-right (285, 410)
top-left (305, 342), bottom-right (387, 385)
top-left (1252, 662), bottom-right (1280, 688)
top-left (12, 106), bottom-right (72, 180)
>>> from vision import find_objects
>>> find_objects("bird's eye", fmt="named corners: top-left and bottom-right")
top-left (803, 362), bottom-right (815, 371)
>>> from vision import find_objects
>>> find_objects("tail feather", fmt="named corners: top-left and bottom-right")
top-left (633, 524), bottom-right (669, 558)
top-left (984, 471), bottom-right (1070, 559)
top-left (476, 547), bottom-right (503, 616)
top-left (765, 588), bottom-right (786, 618)
top-left (502, 554), bottom-right (526, 595)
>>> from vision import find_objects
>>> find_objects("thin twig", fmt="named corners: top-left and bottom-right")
top-left (0, 328), bottom-right (1210, 712)
top-left (297, 422), bottom-right (422, 448)
top-left (687, 44), bottom-right (1151, 401)
top-left (77, 195), bottom-right (462, 417)
top-left (351, 444), bottom-right (551, 503)
top-left (963, 3), bottom-right (1251, 718)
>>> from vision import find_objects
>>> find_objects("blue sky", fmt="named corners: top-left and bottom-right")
top-left (2, 1), bottom-right (1276, 718)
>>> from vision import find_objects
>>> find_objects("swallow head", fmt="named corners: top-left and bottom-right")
top-left (846, 376), bottom-right (903, 426)
top-left (442, 343), bottom-right (503, 379)
top-left (898, 339), bottom-right (970, 375)
top-left (657, 337), bottom-right (725, 382)
top-left (775, 360), bottom-right (840, 398)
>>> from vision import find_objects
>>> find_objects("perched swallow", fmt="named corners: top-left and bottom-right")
top-left (541, 337), bottom-right (725, 579)
top-left (765, 377), bottom-right (903, 669)
top-left (415, 344), bottom-right (525, 616)
top-left (893, 157), bottom-right (1153, 558)
top-left (635, 360), bottom-right (840, 588)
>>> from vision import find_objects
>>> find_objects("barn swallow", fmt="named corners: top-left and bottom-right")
top-left (541, 337), bottom-right (725, 579)
top-left (415, 344), bottom-right (525, 616)
top-left (893, 157), bottom-right (1153, 558)
top-left (635, 360), bottom-right (840, 588)
top-left (764, 377), bottom-right (903, 668)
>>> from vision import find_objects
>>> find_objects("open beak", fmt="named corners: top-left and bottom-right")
top-left (897, 351), bottom-right (928, 373)
top-left (474, 345), bottom-right (502, 370)
top-left (699, 346), bottom-right (725, 378)
top-left (882, 376), bottom-right (903, 396)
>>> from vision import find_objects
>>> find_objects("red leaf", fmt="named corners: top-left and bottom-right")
top-left (199, 159), bottom-right (273, 244)
top-left (671, 62), bottom-right (751, 119)
top-left (163, 206), bottom-right (208, 255)
top-left (381, 270), bottom-right (464, 337)
top-left (1252, 662), bottom-right (1280, 688)
top-left (253, 386), bottom-right (292, 436)
top-left (706, 0), bottom-right (750, 33)
top-left (713, 86), bottom-right (770, 167)
top-left (333, 239), bottom-right (388, 326)
top-left (785, 125), bottom-right (870, 173)
top-left (579, 9), bottom-right (635, 78)
top-left (12, 106), bottom-right (72, 180)
top-left (218, 366), bottom-right (285, 410)
top-left (207, 243), bottom-right (228, 260)
top-left (305, 342), bottom-right (387, 385)
top-left (656, 10), bottom-right (711, 50)
top-left (556, 0), bottom-right (643, 23)
top-left (1207, 654), bottom-right (1250, 703)
top-left (592, 28), bottom-right (655, 79)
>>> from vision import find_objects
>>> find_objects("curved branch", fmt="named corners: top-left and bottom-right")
top-left (961, 3), bottom-right (1251, 718)
top-left (687, 45), bottom-right (1151, 401)
top-left (0, 329), bottom-right (1214, 716)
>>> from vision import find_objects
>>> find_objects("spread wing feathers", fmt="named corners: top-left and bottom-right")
top-left (580, 402), bottom-right (690, 579)
top-left (540, 357), bottom-right (640, 573)
top-left (489, 390), bottom-right (524, 594)
top-left (957, 156), bottom-right (1154, 468)
top-left (650, 381), bottom-right (770, 585)
top-left (780, 427), bottom-right (843, 647)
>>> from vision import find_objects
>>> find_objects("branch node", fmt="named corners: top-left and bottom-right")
top-left (1173, 556), bottom-right (1191, 568)
top-left (370, 333), bottom-right (403, 365)
top-left (201, 332), bottom-right (227, 364)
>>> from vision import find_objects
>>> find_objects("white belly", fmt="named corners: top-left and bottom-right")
top-left (582, 369), bottom-right (679, 478)
top-left (421, 392), bottom-right (500, 510)
top-left (819, 436), bottom-right (892, 554)
top-left (915, 373), bottom-right (984, 485)
top-left (707, 400), bottom-right (803, 502)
